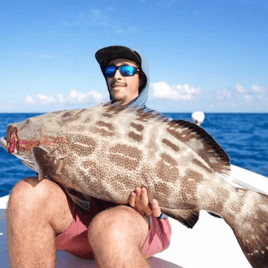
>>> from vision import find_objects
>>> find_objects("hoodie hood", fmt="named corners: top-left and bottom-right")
top-left (95, 46), bottom-right (149, 109)
top-left (127, 49), bottom-right (149, 109)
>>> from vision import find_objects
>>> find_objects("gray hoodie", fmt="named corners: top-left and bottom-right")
top-left (126, 49), bottom-right (150, 109)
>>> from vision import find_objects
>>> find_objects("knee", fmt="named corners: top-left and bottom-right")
top-left (88, 206), bottom-right (148, 248)
top-left (7, 177), bottom-right (60, 216)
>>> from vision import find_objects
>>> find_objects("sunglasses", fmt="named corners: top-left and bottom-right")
top-left (105, 65), bottom-right (140, 78)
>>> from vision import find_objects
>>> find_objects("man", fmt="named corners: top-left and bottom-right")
top-left (7, 45), bottom-right (171, 268)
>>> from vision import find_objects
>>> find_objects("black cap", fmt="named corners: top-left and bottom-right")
top-left (95, 46), bottom-right (141, 71)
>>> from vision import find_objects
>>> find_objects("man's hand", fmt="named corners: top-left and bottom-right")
top-left (128, 187), bottom-right (162, 218)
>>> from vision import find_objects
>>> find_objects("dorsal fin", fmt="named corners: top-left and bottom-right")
top-left (166, 119), bottom-right (231, 176)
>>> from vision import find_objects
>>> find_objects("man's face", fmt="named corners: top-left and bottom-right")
top-left (106, 58), bottom-right (140, 105)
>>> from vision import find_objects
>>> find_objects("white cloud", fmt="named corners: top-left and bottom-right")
top-left (232, 103), bottom-right (238, 108)
top-left (14, 52), bottom-right (53, 59)
top-left (244, 94), bottom-right (253, 102)
top-left (216, 89), bottom-right (232, 100)
top-left (214, 82), bottom-right (268, 107)
top-left (87, 9), bottom-right (127, 33)
top-left (235, 83), bottom-right (247, 93)
top-left (25, 95), bottom-right (36, 104)
top-left (36, 94), bottom-right (57, 104)
top-left (25, 90), bottom-right (105, 106)
top-left (57, 93), bottom-right (65, 103)
top-left (14, 52), bottom-right (32, 57)
top-left (65, 90), bottom-right (104, 104)
top-left (235, 83), bottom-right (267, 95)
top-left (251, 84), bottom-right (266, 93)
top-left (63, 10), bottom-right (105, 28)
top-left (63, 7), bottom-right (136, 33)
top-left (88, 9), bottom-right (108, 27)
top-left (0, 102), bottom-right (13, 111)
top-left (150, 82), bottom-right (200, 101)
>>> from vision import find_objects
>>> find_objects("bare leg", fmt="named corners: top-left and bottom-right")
top-left (88, 205), bottom-right (150, 268)
top-left (7, 177), bottom-right (74, 268)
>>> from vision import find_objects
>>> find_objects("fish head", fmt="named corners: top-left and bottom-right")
top-left (0, 117), bottom-right (42, 161)
top-left (1, 124), bottom-right (19, 154)
top-left (0, 113), bottom-right (70, 174)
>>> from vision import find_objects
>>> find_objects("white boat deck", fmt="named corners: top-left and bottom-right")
top-left (0, 165), bottom-right (267, 267)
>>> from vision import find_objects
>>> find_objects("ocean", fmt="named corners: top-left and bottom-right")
top-left (0, 112), bottom-right (267, 198)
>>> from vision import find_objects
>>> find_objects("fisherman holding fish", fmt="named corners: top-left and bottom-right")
top-left (3, 45), bottom-right (268, 268)
top-left (7, 46), bottom-right (171, 268)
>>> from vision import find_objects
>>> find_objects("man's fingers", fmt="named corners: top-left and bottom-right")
top-left (141, 187), bottom-right (148, 204)
top-left (150, 199), bottom-right (162, 218)
top-left (134, 187), bottom-right (144, 214)
top-left (141, 187), bottom-right (152, 216)
top-left (129, 187), bottom-right (161, 217)
top-left (135, 187), bottom-right (141, 201)
top-left (129, 192), bottom-right (136, 207)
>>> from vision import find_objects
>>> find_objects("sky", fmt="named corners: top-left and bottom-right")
top-left (0, 0), bottom-right (267, 113)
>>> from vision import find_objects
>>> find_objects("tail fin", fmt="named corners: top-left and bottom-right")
top-left (225, 189), bottom-right (268, 268)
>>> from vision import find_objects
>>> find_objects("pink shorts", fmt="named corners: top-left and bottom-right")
top-left (56, 196), bottom-right (171, 259)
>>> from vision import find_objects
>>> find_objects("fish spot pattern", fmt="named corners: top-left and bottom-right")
top-left (94, 120), bottom-right (115, 137)
top-left (78, 163), bottom-right (109, 199)
top-left (141, 167), bottom-right (151, 184)
top-left (128, 131), bottom-right (143, 142)
top-left (211, 187), bottom-right (230, 215)
top-left (128, 122), bottom-right (144, 142)
top-left (162, 138), bottom-right (180, 152)
top-left (130, 122), bottom-right (144, 132)
top-left (225, 189), bottom-right (245, 219)
top-left (61, 110), bottom-right (84, 123)
top-left (69, 135), bottom-right (97, 155)
top-left (166, 125), bottom-right (190, 143)
top-left (102, 113), bottom-right (114, 118)
top-left (109, 174), bottom-right (138, 203)
top-left (192, 159), bottom-right (213, 174)
top-left (135, 111), bottom-right (158, 122)
top-left (156, 153), bottom-right (179, 183)
top-left (82, 161), bottom-right (104, 183)
top-left (179, 170), bottom-right (204, 206)
top-left (108, 144), bottom-right (142, 171)
top-left (154, 182), bottom-right (174, 205)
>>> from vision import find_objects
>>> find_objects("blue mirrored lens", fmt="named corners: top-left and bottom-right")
top-left (105, 66), bottom-right (117, 77)
top-left (104, 65), bottom-right (137, 77)
top-left (120, 66), bottom-right (136, 76)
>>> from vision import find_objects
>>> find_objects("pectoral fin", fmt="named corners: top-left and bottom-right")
top-left (32, 147), bottom-right (64, 180)
top-left (65, 187), bottom-right (91, 211)
top-left (161, 207), bottom-right (200, 228)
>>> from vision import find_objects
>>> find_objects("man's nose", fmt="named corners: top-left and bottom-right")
top-left (114, 69), bottom-right (123, 79)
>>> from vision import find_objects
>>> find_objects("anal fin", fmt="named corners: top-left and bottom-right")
top-left (161, 207), bottom-right (200, 228)
top-left (32, 147), bottom-right (64, 180)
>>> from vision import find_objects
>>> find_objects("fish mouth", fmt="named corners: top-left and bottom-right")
top-left (6, 126), bottom-right (19, 154)
top-left (0, 137), bottom-right (8, 151)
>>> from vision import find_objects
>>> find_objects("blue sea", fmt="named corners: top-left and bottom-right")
top-left (0, 113), bottom-right (267, 198)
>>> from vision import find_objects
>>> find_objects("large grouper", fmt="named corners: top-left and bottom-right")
top-left (1, 103), bottom-right (268, 267)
